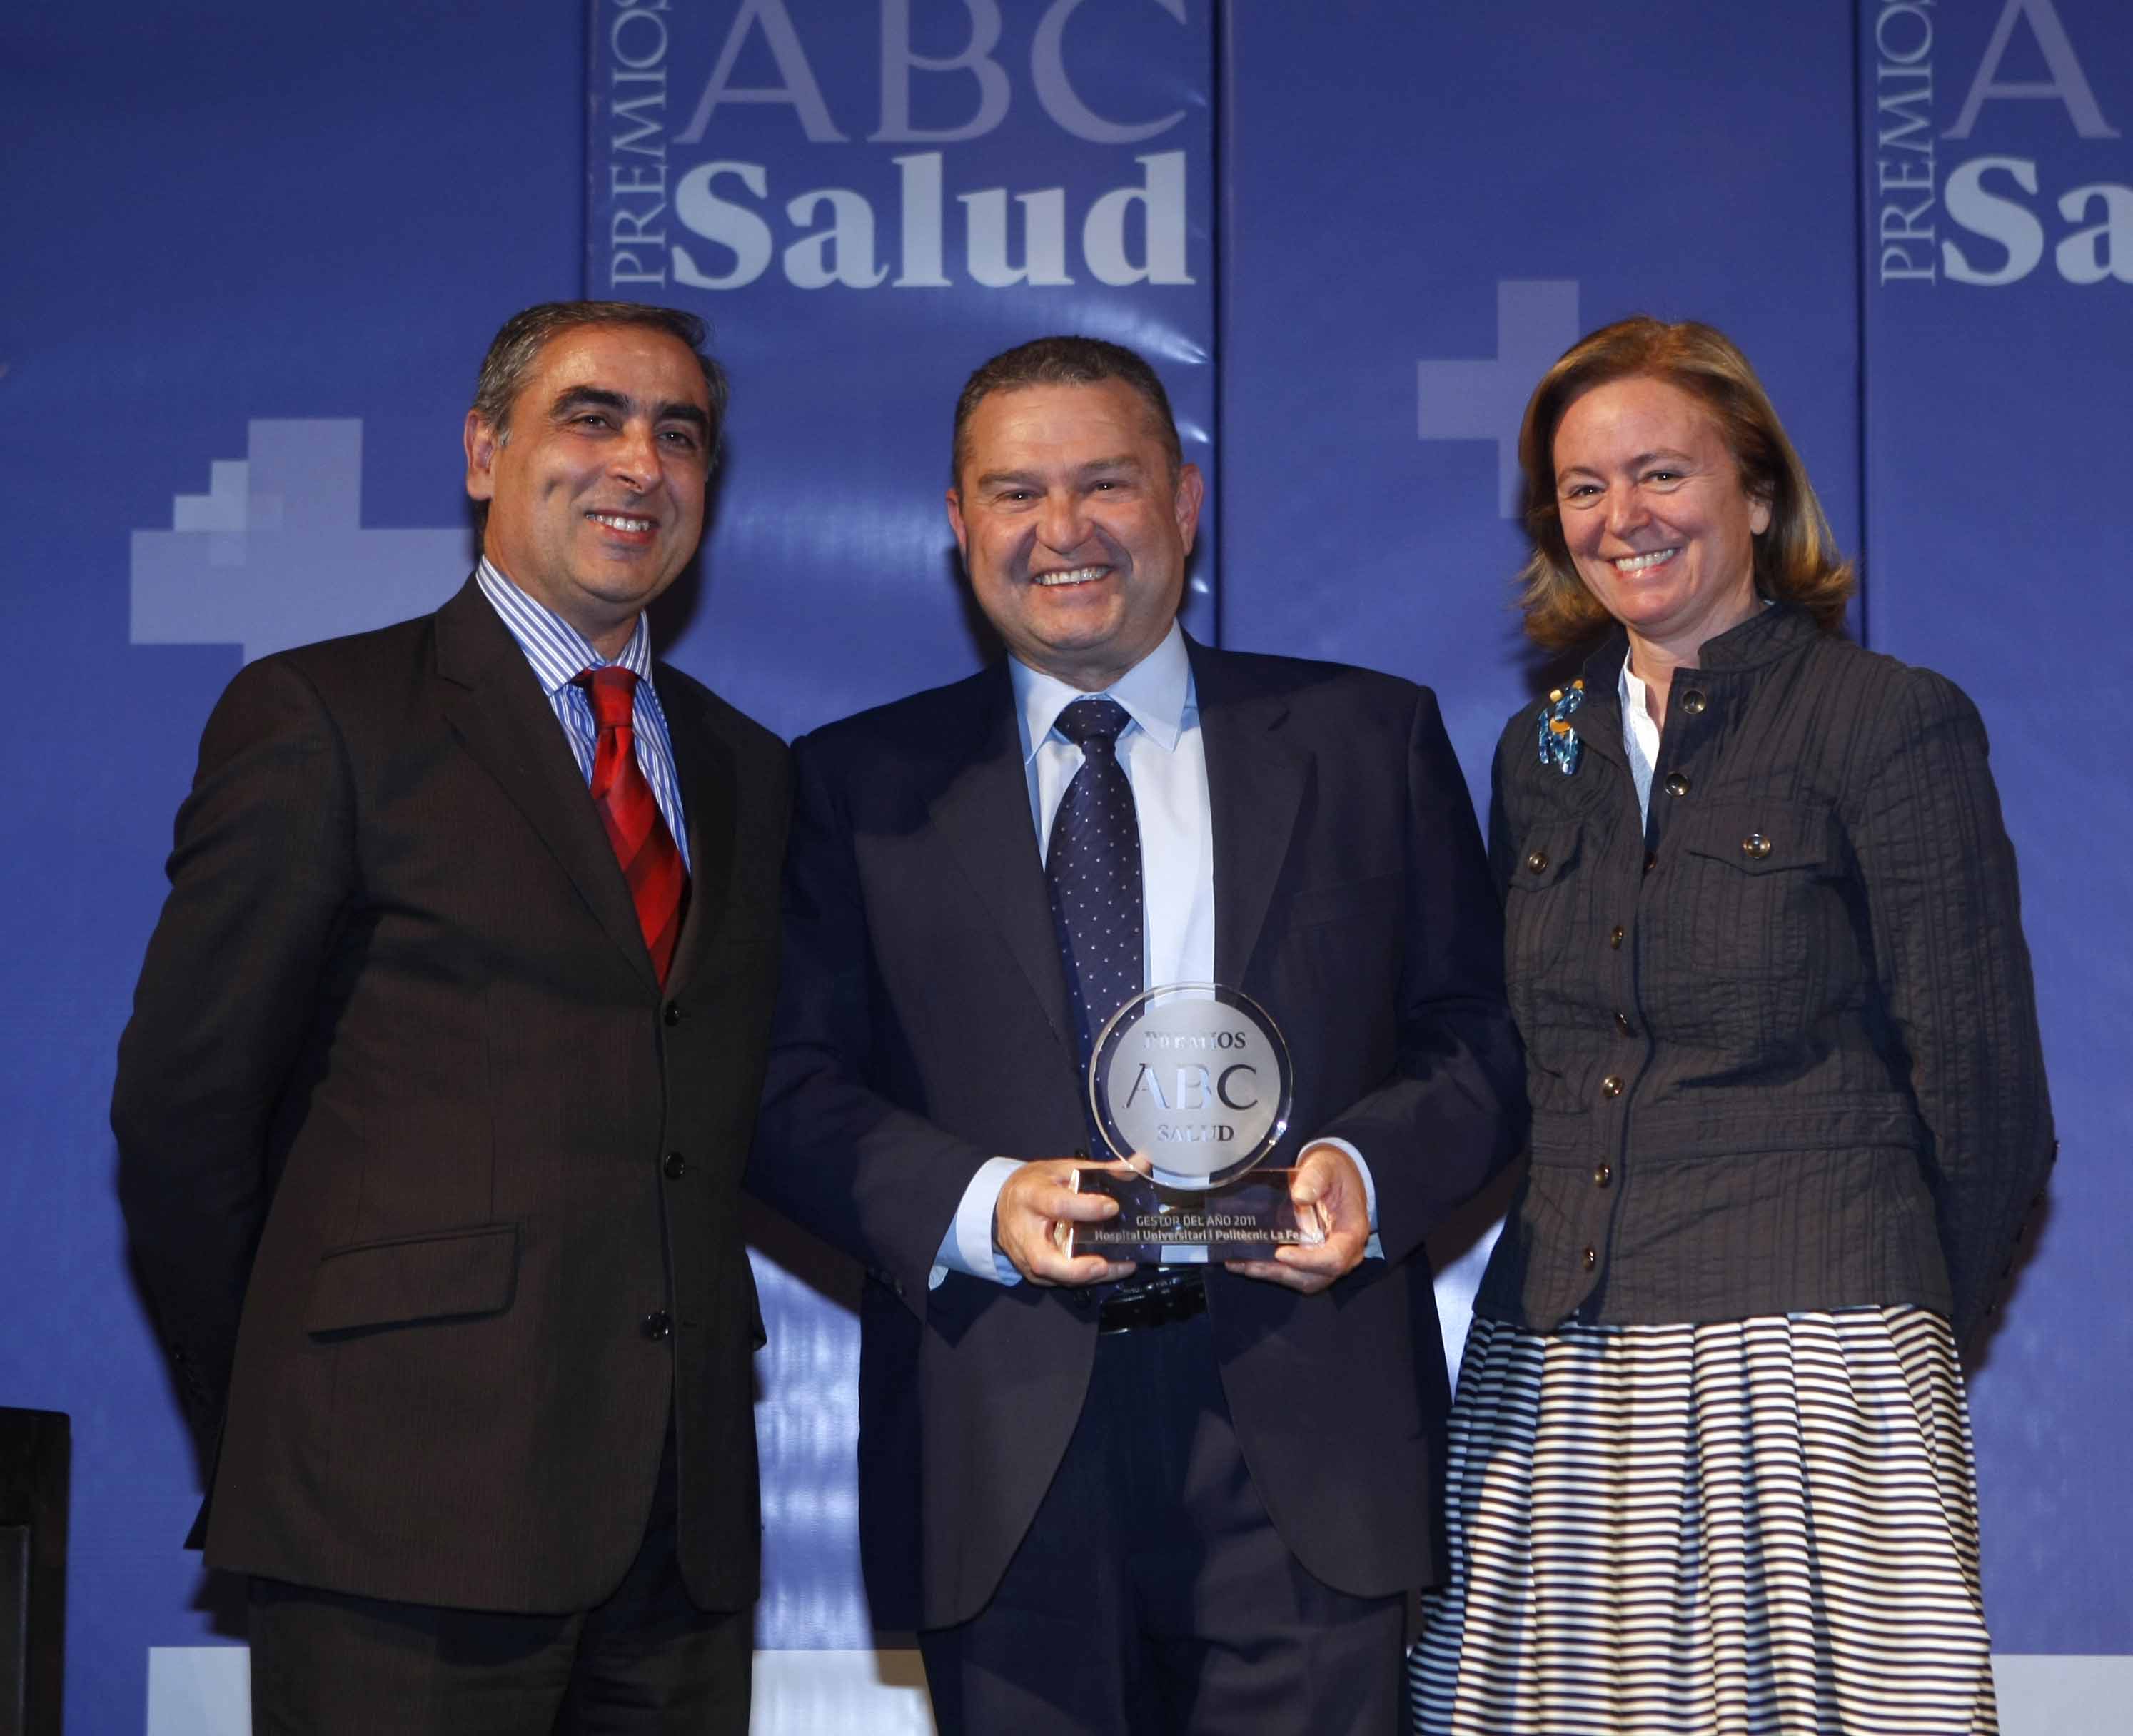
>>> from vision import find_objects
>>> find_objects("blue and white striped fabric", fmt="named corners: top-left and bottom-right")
top-left (475, 559), bottom-right (690, 870)
top-left (1411, 1306), bottom-right (1997, 1735)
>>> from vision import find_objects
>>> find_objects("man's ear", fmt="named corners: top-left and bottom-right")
top-left (464, 411), bottom-right (500, 503)
top-left (1173, 463), bottom-right (1206, 555)
top-left (945, 486), bottom-right (969, 565)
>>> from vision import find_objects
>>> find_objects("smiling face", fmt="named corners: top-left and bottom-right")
top-left (1552, 374), bottom-right (1771, 665)
top-left (947, 379), bottom-right (1204, 692)
top-left (464, 323), bottom-right (714, 657)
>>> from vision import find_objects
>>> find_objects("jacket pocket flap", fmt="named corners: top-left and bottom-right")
top-left (305, 1223), bottom-right (519, 1336)
top-left (1506, 822), bottom-right (1582, 891)
top-left (1679, 799), bottom-right (1834, 874)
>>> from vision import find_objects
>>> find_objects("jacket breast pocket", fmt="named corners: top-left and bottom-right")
top-left (1673, 800), bottom-right (1849, 1038)
top-left (1503, 821), bottom-right (1585, 985)
top-left (303, 1223), bottom-right (519, 1338)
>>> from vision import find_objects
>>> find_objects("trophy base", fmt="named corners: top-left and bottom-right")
top-left (1066, 1168), bottom-right (1324, 1263)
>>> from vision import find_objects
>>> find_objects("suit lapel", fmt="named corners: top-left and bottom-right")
top-left (659, 676), bottom-right (737, 996)
top-left (1192, 642), bottom-right (1308, 987)
top-left (431, 577), bottom-right (662, 994)
top-left (929, 666), bottom-right (1074, 1051)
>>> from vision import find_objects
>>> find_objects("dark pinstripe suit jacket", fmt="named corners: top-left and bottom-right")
top-left (1479, 604), bottom-right (2053, 1343)
top-left (113, 577), bottom-right (789, 1613)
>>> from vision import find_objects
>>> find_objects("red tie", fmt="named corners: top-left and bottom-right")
top-left (573, 667), bottom-right (688, 986)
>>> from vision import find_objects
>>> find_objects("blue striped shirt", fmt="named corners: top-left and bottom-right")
top-left (474, 560), bottom-right (691, 871)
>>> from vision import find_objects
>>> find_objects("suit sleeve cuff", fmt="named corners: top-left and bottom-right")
top-left (928, 1156), bottom-right (1026, 1289)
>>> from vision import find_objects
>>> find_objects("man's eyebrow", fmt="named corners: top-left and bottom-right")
top-left (550, 385), bottom-right (710, 433)
top-left (972, 454), bottom-right (1144, 490)
top-left (656, 400), bottom-right (712, 433)
top-left (551, 385), bottom-right (629, 420)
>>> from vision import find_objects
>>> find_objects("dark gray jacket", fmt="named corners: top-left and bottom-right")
top-left (1478, 604), bottom-right (2052, 1342)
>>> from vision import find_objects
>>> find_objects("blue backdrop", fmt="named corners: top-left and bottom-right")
top-left (4, 1), bottom-right (2127, 1729)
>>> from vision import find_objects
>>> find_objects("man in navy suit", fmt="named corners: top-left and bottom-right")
top-left (748, 336), bottom-right (1524, 1733)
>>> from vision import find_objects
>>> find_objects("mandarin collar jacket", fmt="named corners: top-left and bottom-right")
top-left (1482, 605), bottom-right (2053, 1342)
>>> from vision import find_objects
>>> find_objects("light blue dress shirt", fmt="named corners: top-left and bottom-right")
top-left (932, 622), bottom-right (1377, 1286)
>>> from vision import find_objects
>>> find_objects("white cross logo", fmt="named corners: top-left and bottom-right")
top-left (1416, 281), bottom-right (1580, 518)
top-left (131, 419), bottom-right (470, 664)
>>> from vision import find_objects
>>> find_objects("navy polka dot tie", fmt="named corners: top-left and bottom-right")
top-left (1047, 697), bottom-right (1144, 1072)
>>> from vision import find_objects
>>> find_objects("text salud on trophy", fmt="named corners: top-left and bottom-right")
top-left (1067, 983), bottom-right (1323, 1263)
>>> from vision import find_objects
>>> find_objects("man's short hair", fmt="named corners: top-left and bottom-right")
top-left (469, 301), bottom-right (728, 535)
top-left (951, 335), bottom-right (1183, 488)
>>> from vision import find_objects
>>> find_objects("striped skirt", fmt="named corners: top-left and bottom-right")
top-left (1410, 1307), bottom-right (1996, 1735)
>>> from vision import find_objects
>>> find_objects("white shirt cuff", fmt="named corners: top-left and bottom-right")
top-left (1307, 1136), bottom-right (1383, 1261)
top-left (928, 1156), bottom-right (1027, 1289)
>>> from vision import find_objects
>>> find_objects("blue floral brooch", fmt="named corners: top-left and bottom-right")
top-left (1536, 678), bottom-right (1585, 777)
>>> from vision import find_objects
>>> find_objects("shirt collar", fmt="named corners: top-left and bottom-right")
top-left (1010, 620), bottom-right (1193, 764)
top-left (1617, 651), bottom-right (1661, 755)
top-left (475, 557), bottom-right (652, 698)
top-left (1618, 653), bottom-right (1648, 717)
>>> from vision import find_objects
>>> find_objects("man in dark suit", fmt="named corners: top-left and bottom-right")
top-left (112, 301), bottom-right (787, 1733)
top-left (748, 336), bottom-right (1525, 1733)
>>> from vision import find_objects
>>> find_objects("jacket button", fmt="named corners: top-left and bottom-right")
top-left (1741, 832), bottom-right (1773, 860)
top-left (641, 1311), bottom-right (673, 1341)
top-left (662, 1003), bottom-right (684, 1026)
top-left (1600, 1074), bottom-right (1623, 1099)
top-left (1525, 849), bottom-right (1548, 874)
top-left (1643, 850), bottom-right (1657, 874)
top-left (1680, 690), bottom-right (1708, 716)
top-left (663, 1152), bottom-right (687, 1180)
top-left (1613, 1012), bottom-right (1633, 1037)
top-left (1609, 924), bottom-right (1625, 949)
top-left (1663, 772), bottom-right (1690, 797)
top-left (1593, 1164), bottom-right (1612, 1188)
top-left (1582, 1246), bottom-right (1598, 1271)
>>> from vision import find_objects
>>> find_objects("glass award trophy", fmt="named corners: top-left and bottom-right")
top-left (1066, 983), bottom-right (1323, 1262)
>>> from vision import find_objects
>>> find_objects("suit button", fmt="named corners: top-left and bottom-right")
top-left (1609, 925), bottom-right (1625, 949)
top-left (1643, 850), bottom-right (1657, 874)
top-left (1582, 1246), bottom-right (1598, 1271)
top-left (1742, 832), bottom-right (1773, 860)
top-left (1593, 1164), bottom-right (1612, 1188)
top-left (1680, 690), bottom-right (1708, 716)
top-left (662, 1003), bottom-right (684, 1026)
top-left (1613, 1012), bottom-right (1633, 1037)
top-left (1600, 1075), bottom-right (1623, 1099)
top-left (663, 1152), bottom-right (687, 1180)
top-left (1525, 849), bottom-right (1548, 875)
top-left (1663, 772), bottom-right (1690, 797)
top-left (641, 1311), bottom-right (673, 1341)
